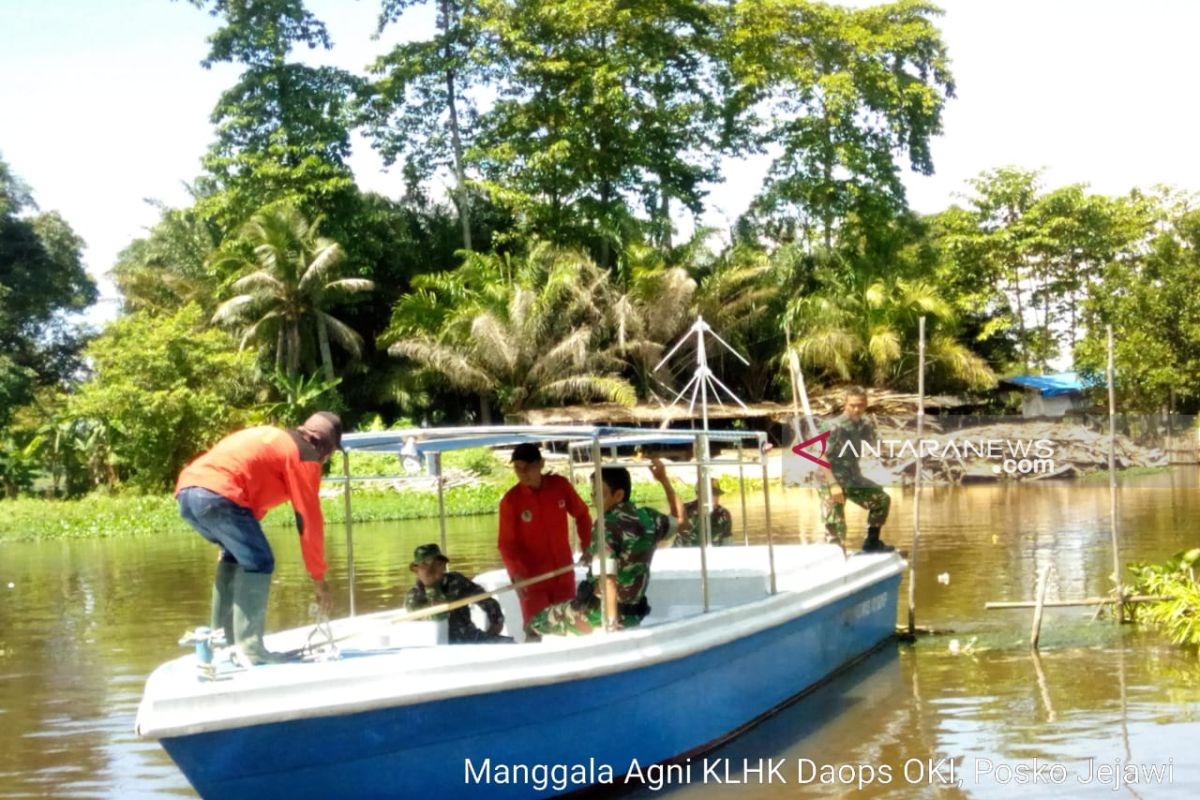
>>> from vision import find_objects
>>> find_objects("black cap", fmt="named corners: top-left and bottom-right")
top-left (511, 442), bottom-right (542, 463)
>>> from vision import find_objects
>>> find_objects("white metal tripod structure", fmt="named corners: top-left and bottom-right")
top-left (656, 317), bottom-right (776, 602)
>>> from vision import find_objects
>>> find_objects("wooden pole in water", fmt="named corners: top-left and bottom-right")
top-left (1030, 563), bottom-right (1052, 650)
top-left (908, 316), bottom-right (926, 636)
top-left (1107, 325), bottom-right (1125, 622)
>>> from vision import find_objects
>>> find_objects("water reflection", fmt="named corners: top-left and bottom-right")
top-left (1, 468), bottom-right (1198, 798)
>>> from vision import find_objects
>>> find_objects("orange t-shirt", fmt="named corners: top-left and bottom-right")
top-left (176, 427), bottom-right (327, 581)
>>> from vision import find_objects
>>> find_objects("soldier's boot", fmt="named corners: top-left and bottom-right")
top-left (861, 525), bottom-right (895, 553)
top-left (210, 560), bottom-right (237, 645)
top-left (823, 524), bottom-right (842, 545)
top-left (231, 569), bottom-right (289, 665)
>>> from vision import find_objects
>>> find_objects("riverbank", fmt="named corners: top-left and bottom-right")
top-left (0, 474), bottom-right (723, 543)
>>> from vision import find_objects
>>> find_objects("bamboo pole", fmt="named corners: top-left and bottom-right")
top-left (1106, 325), bottom-right (1125, 622)
top-left (591, 436), bottom-right (611, 630)
top-left (295, 564), bottom-right (579, 652)
top-left (908, 316), bottom-right (925, 636)
top-left (985, 595), bottom-right (1164, 610)
top-left (1030, 563), bottom-right (1052, 650)
top-left (342, 450), bottom-right (356, 617)
top-left (433, 452), bottom-right (447, 553)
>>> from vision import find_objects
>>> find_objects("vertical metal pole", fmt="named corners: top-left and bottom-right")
top-left (433, 452), bottom-right (447, 553)
top-left (591, 436), bottom-right (609, 630)
top-left (737, 443), bottom-right (749, 546)
top-left (908, 316), bottom-right (925, 635)
top-left (1107, 325), bottom-right (1124, 622)
top-left (760, 433), bottom-right (776, 595)
top-left (342, 450), bottom-right (356, 617)
top-left (697, 432), bottom-right (711, 613)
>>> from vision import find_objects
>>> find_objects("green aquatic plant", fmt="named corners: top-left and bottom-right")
top-left (1130, 548), bottom-right (1200, 651)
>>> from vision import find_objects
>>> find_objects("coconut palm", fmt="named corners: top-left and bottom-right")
top-left (212, 205), bottom-right (374, 381)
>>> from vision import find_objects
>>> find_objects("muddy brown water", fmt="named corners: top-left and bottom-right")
top-left (2, 470), bottom-right (1199, 798)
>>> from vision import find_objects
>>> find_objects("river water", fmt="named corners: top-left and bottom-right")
top-left (2, 470), bottom-right (1199, 798)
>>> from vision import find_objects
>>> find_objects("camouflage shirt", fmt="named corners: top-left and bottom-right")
top-left (586, 501), bottom-right (677, 607)
top-left (406, 572), bottom-right (504, 643)
top-left (822, 414), bottom-right (879, 487)
top-left (676, 500), bottom-right (733, 547)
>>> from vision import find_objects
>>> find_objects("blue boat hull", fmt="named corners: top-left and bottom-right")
top-left (163, 574), bottom-right (900, 799)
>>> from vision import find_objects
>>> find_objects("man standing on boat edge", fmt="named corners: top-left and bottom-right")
top-left (175, 412), bottom-right (339, 665)
top-left (498, 443), bottom-right (593, 631)
top-left (817, 386), bottom-right (894, 553)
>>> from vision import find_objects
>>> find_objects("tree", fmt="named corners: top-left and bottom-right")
top-left (472, 0), bottom-right (725, 266)
top-left (1076, 196), bottom-right (1200, 413)
top-left (68, 304), bottom-right (258, 490)
top-left (729, 0), bottom-right (954, 249)
top-left (0, 154), bottom-right (97, 427)
top-left (211, 204), bottom-right (375, 381)
top-left (787, 271), bottom-right (995, 392)
top-left (362, 0), bottom-right (493, 250)
top-left (184, 0), bottom-right (364, 230)
top-left (384, 245), bottom-right (635, 417)
top-left (111, 200), bottom-right (222, 316)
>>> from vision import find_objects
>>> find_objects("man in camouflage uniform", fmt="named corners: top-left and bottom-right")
top-left (675, 478), bottom-right (734, 547)
top-left (816, 386), bottom-right (895, 553)
top-left (530, 459), bottom-right (684, 636)
top-left (407, 543), bottom-right (511, 643)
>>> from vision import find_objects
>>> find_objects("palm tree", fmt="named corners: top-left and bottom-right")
top-left (386, 246), bottom-right (634, 419)
top-left (212, 205), bottom-right (374, 381)
top-left (787, 275), bottom-right (996, 392)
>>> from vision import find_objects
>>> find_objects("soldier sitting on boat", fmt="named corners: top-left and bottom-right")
top-left (529, 459), bottom-right (686, 636)
top-left (674, 477), bottom-right (733, 547)
top-left (406, 544), bottom-right (512, 643)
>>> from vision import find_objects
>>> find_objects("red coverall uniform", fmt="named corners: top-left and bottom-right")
top-left (175, 427), bottom-right (327, 581)
top-left (498, 474), bottom-right (592, 623)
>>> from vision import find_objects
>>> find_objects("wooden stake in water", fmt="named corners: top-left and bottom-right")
top-left (1106, 325), bottom-right (1125, 622)
top-left (1030, 563), bottom-right (1052, 650)
top-left (908, 316), bottom-right (926, 636)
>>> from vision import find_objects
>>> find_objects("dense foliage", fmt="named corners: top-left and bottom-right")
top-left (4, 0), bottom-right (1200, 500)
top-left (1130, 549), bottom-right (1200, 652)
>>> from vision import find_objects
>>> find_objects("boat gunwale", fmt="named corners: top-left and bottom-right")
top-left (136, 549), bottom-right (904, 740)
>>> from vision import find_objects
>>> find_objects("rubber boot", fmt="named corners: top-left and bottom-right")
top-left (210, 560), bottom-right (238, 645)
top-left (232, 570), bottom-right (287, 665)
top-left (861, 526), bottom-right (895, 553)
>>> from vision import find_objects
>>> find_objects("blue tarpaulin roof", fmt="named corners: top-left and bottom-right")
top-left (1001, 371), bottom-right (1104, 397)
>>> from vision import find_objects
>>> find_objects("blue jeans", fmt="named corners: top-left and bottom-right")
top-left (177, 487), bottom-right (275, 573)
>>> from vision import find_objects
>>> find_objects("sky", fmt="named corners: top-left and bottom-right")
top-left (2, 0), bottom-right (1199, 324)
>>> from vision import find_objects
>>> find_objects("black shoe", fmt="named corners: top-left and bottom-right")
top-left (861, 526), bottom-right (895, 553)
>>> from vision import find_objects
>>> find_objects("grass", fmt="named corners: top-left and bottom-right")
top-left (0, 452), bottom-right (728, 542)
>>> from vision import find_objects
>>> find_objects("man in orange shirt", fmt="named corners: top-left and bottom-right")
top-left (175, 412), bottom-right (340, 665)
top-left (498, 443), bottom-right (592, 634)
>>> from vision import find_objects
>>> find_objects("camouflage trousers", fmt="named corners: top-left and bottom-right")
top-left (529, 601), bottom-right (642, 637)
top-left (816, 484), bottom-right (891, 540)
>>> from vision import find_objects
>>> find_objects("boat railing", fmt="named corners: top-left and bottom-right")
top-left (338, 425), bottom-right (776, 626)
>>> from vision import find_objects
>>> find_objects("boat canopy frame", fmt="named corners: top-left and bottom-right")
top-left (336, 425), bottom-right (775, 622)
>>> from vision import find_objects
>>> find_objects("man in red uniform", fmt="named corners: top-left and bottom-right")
top-left (498, 443), bottom-right (592, 634)
top-left (175, 412), bottom-right (339, 665)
